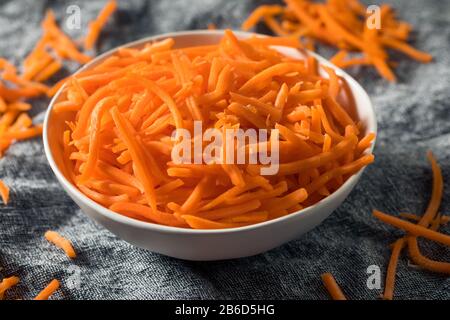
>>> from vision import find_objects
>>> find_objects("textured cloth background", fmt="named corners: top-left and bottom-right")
top-left (0, 0), bottom-right (449, 300)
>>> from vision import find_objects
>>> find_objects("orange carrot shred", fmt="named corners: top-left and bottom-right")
top-left (84, 0), bottom-right (117, 50)
top-left (321, 273), bottom-right (347, 300)
top-left (34, 279), bottom-right (60, 300)
top-left (44, 230), bottom-right (76, 259)
top-left (0, 179), bottom-right (10, 204)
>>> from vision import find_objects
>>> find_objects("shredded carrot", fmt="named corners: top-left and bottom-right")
top-left (44, 230), bottom-right (76, 259)
top-left (34, 279), bottom-right (60, 300)
top-left (243, 0), bottom-right (432, 81)
top-left (0, 276), bottom-right (19, 300)
top-left (374, 151), bottom-right (448, 300)
top-left (84, 0), bottom-right (117, 50)
top-left (382, 238), bottom-right (405, 300)
top-left (0, 179), bottom-right (10, 204)
top-left (321, 273), bottom-right (347, 300)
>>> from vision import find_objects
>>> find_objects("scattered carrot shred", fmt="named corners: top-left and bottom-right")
top-left (382, 238), bottom-right (405, 300)
top-left (44, 230), bottom-right (77, 259)
top-left (0, 179), bottom-right (9, 204)
top-left (321, 272), bottom-right (347, 300)
top-left (242, 0), bottom-right (432, 82)
top-left (34, 279), bottom-right (60, 300)
top-left (84, 0), bottom-right (117, 50)
top-left (0, 276), bottom-right (20, 300)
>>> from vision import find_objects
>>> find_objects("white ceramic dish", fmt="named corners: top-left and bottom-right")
top-left (43, 30), bottom-right (377, 261)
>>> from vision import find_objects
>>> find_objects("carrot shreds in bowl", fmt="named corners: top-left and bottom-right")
top-left (52, 30), bottom-right (375, 229)
top-left (321, 272), bottom-right (347, 300)
top-left (34, 279), bottom-right (60, 300)
top-left (44, 231), bottom-right (77, 259)
top-left (242, 0), bottom-right (432, 82)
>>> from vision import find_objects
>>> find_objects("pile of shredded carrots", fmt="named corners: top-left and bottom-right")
top-left (0, 1), bottom-right (116, 300)
top-left (372, 151), bottom-right (448, 300)
top-left (242, 0), bottom-right (433, 82)
top-left (53, 29), bottom-right (375, 229)
top-left (0, 1), bottom-right (117, 205)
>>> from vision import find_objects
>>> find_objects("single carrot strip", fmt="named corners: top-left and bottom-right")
top-left (382, 238), bottom-right (405, 300)
top-left (322, 66), bottom-right (339, 99)
top-left (357, 132), bottom-right (376, 153)
top-left (239, 62), bottom-right (305, 93)
top-left (0, 276), bottom-right (19, 299)
top-left (110, 107), bottom-right (157, 211)
top-left (182, 215), bottom-right (247, 229)
top-left (0, 179), bottom-right (10, 204)
top-left (241, 5), bottom-right (284, 31)
top-left (84, 0), bottom-right (117, 50)
top-left (180, 176), bottom-right (209, 212)
top-left (381, 37), bottom-right (432, 63)
top-left (78, 97), bottom-right (116, 183)
top-left (322, 134), bottom-right (331, 152)
top-left (44, 230), bottom-right (76, 258)
top-left (416, 151), bottom-right (444, 226)
top-left (34, 279), bottom-right (60, 300)
top-left (195, 199), bottom-right (262, 221)
top-left (78, 184), bottom-right (129, 207)
top-left (219, 211), bottom-right (268, 224)
top-left (321, 273), bottom-right (347, 300)
top-left (110, 202), bottom-right (184, 226)
top-left (274, 83), bottom-right (289, 112)
top-left (373, 210), bottom-right (450, 247)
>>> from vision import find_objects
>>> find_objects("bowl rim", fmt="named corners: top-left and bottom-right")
top-left (43, 29), bottom-right (377, 235)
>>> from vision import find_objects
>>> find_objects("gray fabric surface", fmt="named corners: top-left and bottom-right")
top-left (0, 0), bottom-right (449, 300)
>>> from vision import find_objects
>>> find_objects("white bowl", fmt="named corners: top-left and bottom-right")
top-left (43, 30), bottom-right (377, 261)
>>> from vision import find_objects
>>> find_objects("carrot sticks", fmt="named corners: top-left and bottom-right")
top-left (374, 151), bottom-right (449, 299)
top-left (84, 0), bottom-right (118, 50)
top-left (45, 231), bottom-right (77, 259)
top-left (242, 0), bottom-right (432, 82)
top-left (34, 279), bottom-right (60, 300)
top-left (0, 179), bottom-right (9, 204)
top-left (0, 276), bottom-right (20, 300)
